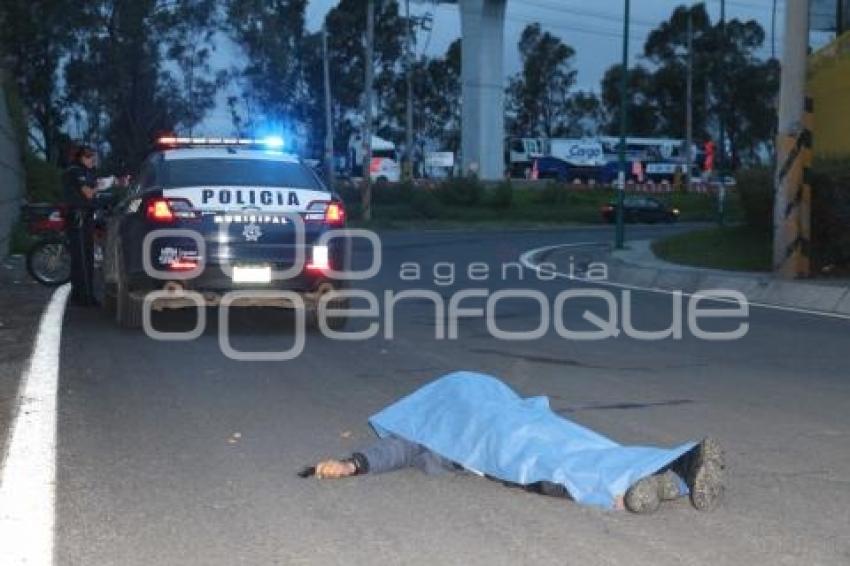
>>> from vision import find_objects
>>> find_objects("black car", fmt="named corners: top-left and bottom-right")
top-left (95, 138), bottom-right (351, 329)
top-left (600, 196), bottom-right (680, 224)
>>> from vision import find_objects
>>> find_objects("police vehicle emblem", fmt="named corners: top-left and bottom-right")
top-left (243, 223), bottom-right (263, 242)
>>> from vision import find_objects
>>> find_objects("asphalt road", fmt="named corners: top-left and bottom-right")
top-left (54, 225), bottom-right (850, 565)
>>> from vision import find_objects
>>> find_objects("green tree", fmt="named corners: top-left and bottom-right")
top-left (599, 64), bottom-right (658, 136)
top-left (224, 0), bottom-right (407, 156)
top-left (561, 91), bottom-right (603, 137)
top-left (419, 39), bottom-right (462, 152)
top-left (506, 23), bottom-right (577, 137)
top-left (381, 38), bottom-right (462, 158)
top-left (159, 0), bottom-right (228, 135)
top-left (65, 0), bottom-right (222, 171)
top-left (225, 0), bottom-right (311, 147)
top-left (323, 0), bottom-right (406, 149)
top-left (600, 2), bottom-right (779, 166)
top-left (712, 19), bottom-right (779, 165)
top-left (0, 0), bottom-right (79, 162)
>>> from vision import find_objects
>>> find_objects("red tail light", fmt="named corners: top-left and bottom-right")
top-left (146, 198), bottom-right (174, 222)
top-left (145, 197), bottom-right (198, 223)
top-left (168, 258), bottom-right (199, 271)
top-left (306, 201), bottom-right (346, 227)
top-left (324, 202), bottom-right (345, 226)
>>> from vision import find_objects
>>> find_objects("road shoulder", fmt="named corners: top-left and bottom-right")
top-left (0, 254), bottom-right (53, 457)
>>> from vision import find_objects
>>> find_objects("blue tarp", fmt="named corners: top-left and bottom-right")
top-left (369, 371), bottom-right (695, 509)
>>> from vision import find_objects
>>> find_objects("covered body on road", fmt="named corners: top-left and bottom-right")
top-left (369, 371), bottom-right (697, 509)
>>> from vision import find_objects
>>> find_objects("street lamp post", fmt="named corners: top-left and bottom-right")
top-left (615, 0), bottom-right (630, 249)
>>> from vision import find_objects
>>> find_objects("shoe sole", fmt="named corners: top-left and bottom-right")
top-left (625, 477), bottom-right (662, 514)
top-left (657, 470), bottom-right (681, 501)
top-left (690, 437), bottom-right (725, 511)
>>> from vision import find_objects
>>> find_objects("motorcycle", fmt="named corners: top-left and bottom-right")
top-left (22, 197), bottom-right (110, 288)
top-left (22, 203), bottom-right (72, 286)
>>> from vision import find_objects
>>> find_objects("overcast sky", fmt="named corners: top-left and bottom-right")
top-left (203, 0), bottom-right (838, 134)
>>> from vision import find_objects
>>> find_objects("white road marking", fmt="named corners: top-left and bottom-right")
top-left (0, 283), bottom-right (71, 566)
top-left (520, 243), bottom-right (850, 321)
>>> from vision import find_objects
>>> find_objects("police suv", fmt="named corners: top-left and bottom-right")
top-left (96, 137), bottom-right (350, 329)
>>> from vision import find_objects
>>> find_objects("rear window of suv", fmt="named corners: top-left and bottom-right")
top-left (160, 158), bottom-right (325, 190)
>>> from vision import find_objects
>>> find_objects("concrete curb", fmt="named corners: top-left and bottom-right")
top-left (607, 240), bottom-right (850, 316)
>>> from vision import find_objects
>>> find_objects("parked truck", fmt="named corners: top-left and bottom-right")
top-left (348, 134), bottom-right (402, 183)
top-left (506, 137), bottom-right (609, 182)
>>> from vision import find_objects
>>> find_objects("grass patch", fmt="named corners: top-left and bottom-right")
top-left (651, 225), bottom-right (772, 271)
top-left (344, 182), bottom-right (739, 229)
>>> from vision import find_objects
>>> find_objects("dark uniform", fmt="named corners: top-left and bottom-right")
top-left (62, 163), bottom-right (97, 305)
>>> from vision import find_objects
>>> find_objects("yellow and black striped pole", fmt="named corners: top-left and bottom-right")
top-left (773, 1), bottom-right (811, 279)
top-left (773, 96), bottom-right (813, 278)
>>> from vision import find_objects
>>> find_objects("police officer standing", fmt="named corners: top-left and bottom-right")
top-left (63, 144), bottom-right (98, 305)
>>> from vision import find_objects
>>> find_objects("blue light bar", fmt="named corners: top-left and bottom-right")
top-left (262, 136), bottom-right (285, 149)
top-left (156, 136), bottom-right (285, 149)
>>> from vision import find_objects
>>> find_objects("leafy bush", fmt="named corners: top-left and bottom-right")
top-left (371, 181), bottom-right (415, 205)
top-left (735, 168), bottom-right (773, 232)
top-left (435, 177), bottom-right (482, 206)
top-left (810, 158), bottom-right (850, 270)
top-left (335, 182), bottom-right (361, 209)
top-left (486, 181), bottom-right (514, 209)
top-left (535, 181), bottom-right (569, 205)
top-left (24, 153), bottom-right (63, 202)
top-left (3, 80), bottom-right (62, 203)
top-left (737, 161), bottom-right (850, 271)
top-left (409, 189), bottom-right (441, 218)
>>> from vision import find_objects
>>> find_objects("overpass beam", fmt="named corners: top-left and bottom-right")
top-left (460, 0), bottom-right (507, 180)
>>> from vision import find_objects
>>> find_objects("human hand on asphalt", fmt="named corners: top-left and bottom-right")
top-left (315, 459), bottom-right (356, 479)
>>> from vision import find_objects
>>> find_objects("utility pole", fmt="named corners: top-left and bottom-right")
top-left (771, 0), bottom-right (777, 59)
top-left (686, 4), bottom-right (694, 194)
top-left (404, 0), bottom-right (414, 181)
top-left (362, 0), bottom-right (375, 221)
top-left (773, 0), bottom-right (811, 278)
top-left (615, 0), bottom-right (630, 250)
top-left (322, 22), bottom-right (335, 190)
top-left (717, 0), bottom-right (726, 175)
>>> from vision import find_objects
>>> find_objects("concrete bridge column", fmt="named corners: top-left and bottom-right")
top-left (459, 0), bottom-right (507, 180)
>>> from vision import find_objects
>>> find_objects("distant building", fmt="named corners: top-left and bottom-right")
top-left (808, 31), bottom-right (850, 158)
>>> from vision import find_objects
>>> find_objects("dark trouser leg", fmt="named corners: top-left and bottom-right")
top-left (67, 214), bottom-right (94, 305)
top-left (357, 436), bottom-right (429, 474)
top-left (526, 481), bottom-right (571, 499)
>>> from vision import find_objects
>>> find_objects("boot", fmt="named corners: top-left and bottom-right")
top-left (684, 437), bottom-right (725, 511)
top-left (624, 476), bottom-right (661, 514)
top-left (657, 470), bottom-right (682, 501)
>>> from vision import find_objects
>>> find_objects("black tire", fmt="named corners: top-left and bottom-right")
top-left (26, 238), bottom-right (71, 287)
top-left (115, 248), bottom-right (142, 329)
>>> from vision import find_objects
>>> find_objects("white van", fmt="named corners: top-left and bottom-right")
top-left (348, 134), bottom-right (401, 183)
